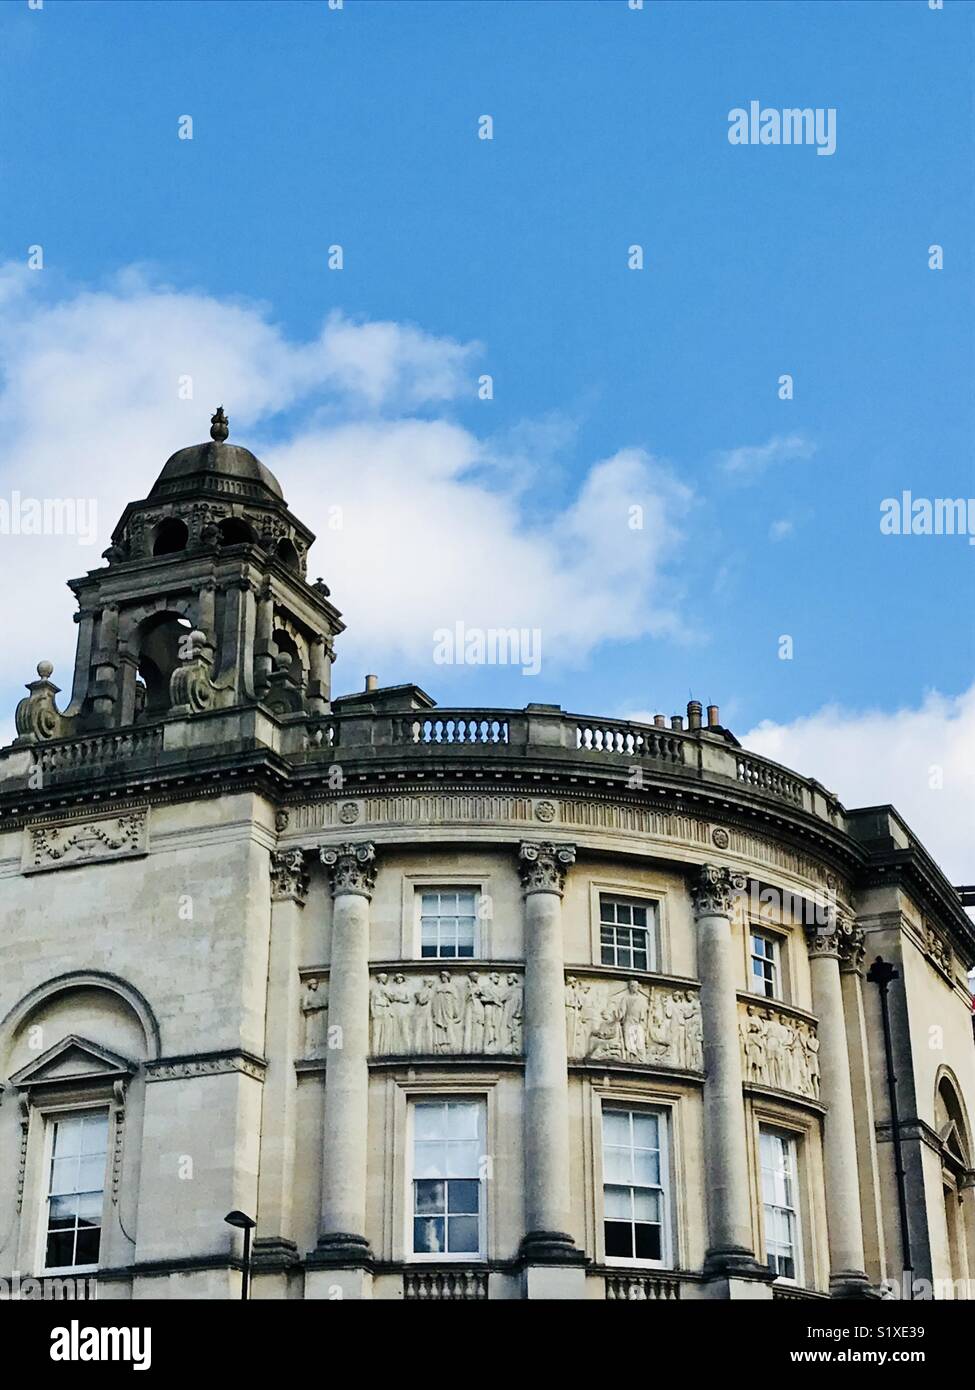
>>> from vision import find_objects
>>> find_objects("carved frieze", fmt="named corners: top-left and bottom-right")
top-left (23, 806), bottom-right (149, 874)
top-left (369, 968), bottom-right (523, 1058)
top-left (145, 1052), bottom-right (266, 1083)
top-left (565, 975), bottom-right (703, 1071)
top-left (739, 1000), bottom-right (820, 1100)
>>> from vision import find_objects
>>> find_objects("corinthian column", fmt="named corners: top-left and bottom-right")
top-left (518, 842), bottom-right (586, 1295)
top-left (308, 842), bottom-right (376, 1295)
top-left (254, 850), bottom-right (309, 1272)
top-left (692, 864), bottom-right (771, 1290)
top-left (807, 914), bottom-right (873, 1297)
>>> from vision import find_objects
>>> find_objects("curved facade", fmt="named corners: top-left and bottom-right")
top-left (1, 418), bottom-right (973, 1301)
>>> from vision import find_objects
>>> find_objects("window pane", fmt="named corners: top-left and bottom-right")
top-left (414, 1179), bottom-right (445, 1215)
top-left (603, 1145), bottom-right (632, 1185)
top-left (49, 1195), bottom-right (78, 1224)
top-left (446, 1103), bottom-right (479, 1139)
top-left (52, 1118), bottom-right (84, 1159)
top-left (77, 1192), bottom-right (103, 1224)
top-left (80, 1115), bottom-right (109, 1155)
top-left (414, 1217), bottom-right (444, 1254)
top-left (75, 1226), bottom-right (101, 1265)
top-left (49, 1157), bottom-right (80, 1196)
top-left (633, 1149), bottom-right (660, 1187)
top-left (414, 1103), bottom-right (446, 1141)
top-left (604, 1221), bottom-right (633, 1259)
top-left (602, 1110), bottom-right (631, 1146)
top-left (46, 1230), bottom-right (75, 1268)
top-left (414, 1142), bottom-right (447, 1179)
top-left (604, 1185), bottom-right (632, 1220)
top-left (632, 1188), bottom-right (661, 1223)
top-left (634, 1223), bottom-right (662, 1261)
top-left (447, 1179), bottom-right (479, 1215)
top-left (632, 1112), bottom-right (659, 1147)
top-left (447, 1216), bottom-right (479, 1254)
top-left (446, 1141), bottom-right (480, 1178)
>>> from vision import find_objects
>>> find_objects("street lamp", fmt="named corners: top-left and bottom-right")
top-left (224, 1210), bottom-right (256, 1300)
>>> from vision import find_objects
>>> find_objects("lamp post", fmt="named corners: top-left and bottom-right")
top-left (866, 957), bottom-right (913, 1299)
top-left (224, 1210), bottom-right (256, 1300)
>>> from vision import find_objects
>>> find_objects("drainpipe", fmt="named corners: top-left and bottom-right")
top-left (866, 956), bottom-right (913, 1298)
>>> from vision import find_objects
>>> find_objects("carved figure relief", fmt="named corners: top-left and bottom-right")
top-left (738, 1003), bottom-right (820, 1099)
top-left (301, 976), bottom-right (329, 1055)
top-left (565, 976), bottom-right (703, 1070)
top-left (369, 969), bottom-right (523, 1057)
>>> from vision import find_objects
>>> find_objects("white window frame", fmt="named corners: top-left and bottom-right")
top-left (38, 1103), bottom-right (111, 1276)
top-left (759, 1126), bottom-right (804, 1285)
top-left (597, 894), bottom-right (658, 973)
top-left (600, 1103), bottom-right (672, 1270)
top-left (403, 874), bottom-right (490, 960)
top-left (406, 1096), bottom-right (487, 1263)
top-left (749, 930), bottom-right (780, 1000)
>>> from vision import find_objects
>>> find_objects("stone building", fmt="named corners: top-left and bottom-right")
top-left (0, 412), bottom-right (972, 1301)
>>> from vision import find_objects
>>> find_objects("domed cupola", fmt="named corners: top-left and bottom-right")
top-left (12, 410), bottom-right (344, 745)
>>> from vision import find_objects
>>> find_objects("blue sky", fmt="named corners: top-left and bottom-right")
top-left (0, 0), bottom-right (972, 871)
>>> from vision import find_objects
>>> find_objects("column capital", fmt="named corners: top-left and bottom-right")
top-left (690, 863), bottom-right (747, 918)
top-left (806, 911), bottom-right (863, 967)
top-left (518, 841), bottom-right (576, 896)
top-left (320, 842), bottom-right (377, 899)
top-left (270, 849), bottom-right (309, 905)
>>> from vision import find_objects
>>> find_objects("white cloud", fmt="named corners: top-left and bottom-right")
top-left (717, 433), bottom-right (816, 482)
top-left (768, 518), bottom-right (794, 541)
top-left (743, 684), bottom-right (975, 883)
top-left (0, 267), bottom-right (694, 735)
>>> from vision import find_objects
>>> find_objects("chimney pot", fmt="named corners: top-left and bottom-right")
top-left (653, 714), bottom-right (666, 728)
top-left (707, 704), bottom-right (720, 728)
top-left (671, 715), bottom-right (684, 731)
top-left (365, 674), bottom-right (378, 692)
top-left (687, 700), bottom-right (702, 730)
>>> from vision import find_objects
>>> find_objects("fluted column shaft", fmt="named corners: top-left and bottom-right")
top-left (519, 842), bottom-right (582, 1263)
top-left (315, 842), bottom-right (376, 1264)
top-left (692, 865), bottom-right (768, 1280)
top-left (808, 917), bottom-right (872, 1296)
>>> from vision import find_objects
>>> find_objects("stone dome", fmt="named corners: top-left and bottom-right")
top-left (150, 439), bottom-right (284, 501)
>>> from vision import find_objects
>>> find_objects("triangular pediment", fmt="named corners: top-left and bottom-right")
top-left (9, 1034), bottom-right (136, 1090)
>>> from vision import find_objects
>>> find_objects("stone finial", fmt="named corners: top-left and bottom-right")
top-left (210, 405), bottom-right (229, 442)
top-left (37, 660), bottom-right (54, 679)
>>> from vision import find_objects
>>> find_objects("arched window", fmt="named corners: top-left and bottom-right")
top-left (275, 537), bottom-right (300, 572)
top-left (217, 517), bottom-right (254, 546)
top-left (935, 1073), bottom-right (973, 1292)
top-left (136, 613), bottom-right (191, 715)
top-left (152, 518), bottom-right (189, 556)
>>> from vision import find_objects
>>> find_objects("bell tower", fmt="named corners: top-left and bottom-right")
top-left (15, 408), bottom-right (344, 744)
